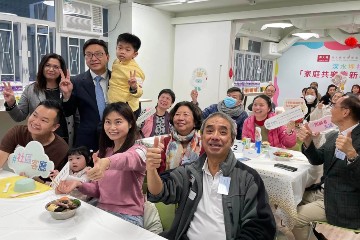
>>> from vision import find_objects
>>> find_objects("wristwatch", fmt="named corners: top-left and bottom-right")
top-left (347, 153), bottom-right (359, 163)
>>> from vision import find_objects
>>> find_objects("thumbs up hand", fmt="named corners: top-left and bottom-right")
top-left (146, 137), bottom-right (164, 171)
top-left (87, 152), bottom-right (110, 181)
top-left (297, 123), bottom-right (313, 147)
top-left (336, 131), bottom-right (357, 157)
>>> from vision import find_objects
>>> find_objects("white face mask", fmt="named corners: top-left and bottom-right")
top-left (305, 95), bottom-right (316, 103)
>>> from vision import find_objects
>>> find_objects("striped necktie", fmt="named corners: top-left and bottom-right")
top-left (94, 76), bottom-right (106, 120)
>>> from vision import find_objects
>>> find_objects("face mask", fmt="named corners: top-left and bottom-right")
top-left (305, 95), bottom-right (316, 103)
top-left (224, 96), bottom-right (237, 108)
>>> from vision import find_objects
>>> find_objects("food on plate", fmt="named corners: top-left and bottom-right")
top-left (46, 197), bottom-right (81, 212)
top-left (273, 151), bottom-right (293, 158)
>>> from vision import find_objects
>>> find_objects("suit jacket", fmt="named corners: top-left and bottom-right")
top-left (62, 70), bottom-right (111, 151)
top-left (303, 125), bottom-right (360, 229)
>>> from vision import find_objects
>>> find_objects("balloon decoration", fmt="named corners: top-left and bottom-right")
top-left (344, 36), bottom-right (358, 48)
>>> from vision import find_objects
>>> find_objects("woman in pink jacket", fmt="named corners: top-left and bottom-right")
top-left (57, 102), bottom-right (146, 227)
top-left (242, 94), bottom-right (296, 148)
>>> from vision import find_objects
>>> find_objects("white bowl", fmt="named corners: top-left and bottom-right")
top-left (45, 198), bottom-right (81, 220)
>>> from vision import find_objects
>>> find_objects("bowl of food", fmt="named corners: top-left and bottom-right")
top-left (45, 196), bottom-right (81, 220)
top-left (273, 151), bottom-right (293, 161)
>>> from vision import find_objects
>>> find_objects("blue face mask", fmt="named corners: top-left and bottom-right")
top-left (224, 96), bottom-right (237, 108)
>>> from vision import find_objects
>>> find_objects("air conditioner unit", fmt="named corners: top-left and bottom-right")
top-left (261, 42), bottom-right (282, 60)
top-left (58, 0), bottom-right (103, 36)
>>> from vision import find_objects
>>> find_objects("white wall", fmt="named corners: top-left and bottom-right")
top-left (108, 3), bottom-right (174, 107)
top-left (173, 21), bottom-right (232, 108)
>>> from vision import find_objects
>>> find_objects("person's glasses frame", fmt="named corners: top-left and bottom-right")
top-left (84, 52), bottom-right (105, 59)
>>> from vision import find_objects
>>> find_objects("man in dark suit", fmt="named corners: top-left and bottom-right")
top-left (293, 95), bottom-right (360, 239)
top-left (60, 39), bottom-right (110, 152)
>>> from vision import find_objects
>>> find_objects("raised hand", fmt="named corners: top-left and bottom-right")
top-left (128, 70), bottom-right (137, 90)
top-left (146, 136), bottom-right (164, 171)
top-left (2, 82), bottom-right (16, 106)
top-left (190, 89), bottom-right (198, 104)
top-left (86, 152), bottom-right (109, 181)
top-left (59, 69), bottom-right (72, 99)
top-left (56, 180), bottom-right (81, 194)
top-left (297, 123), bottom-right (313, 147)
top-left (317, 101), bottom-right (324, 109)
top-left (336, 131), bottom-right (356, 156)
top-left (286, 121), bottom-right (296, 134)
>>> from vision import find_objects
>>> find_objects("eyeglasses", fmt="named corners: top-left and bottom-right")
top-left (84, 52), bottom-right (105, 59)
top-left (44, 64), bottom-right (60, 71)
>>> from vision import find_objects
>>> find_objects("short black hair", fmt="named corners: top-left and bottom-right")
top-left (37, 100), bottom-right (64, 124)
top-left (169, 101), bottom-right (203, 130)
top-left (339, 96), bottom-right (360, 122)
top-left (83, 39), bottom-right (109, 55)
top-left (265, 84), bottom-right (276, 92)
top-left (67, 146), bottom-right (93, 167)
top-left (117, 33), bottom-right (141, 52)
top-left (227, 87), bottom-right (243, 100)
top-left (158, 89), bottom-right (176, 103)
top-left (253, 94), bottom-right (272, 109)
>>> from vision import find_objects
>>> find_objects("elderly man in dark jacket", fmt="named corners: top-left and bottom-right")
top-left (294, 95), bottom-right (360, 239)
top-left (146, 112), bottom-right (276, 240)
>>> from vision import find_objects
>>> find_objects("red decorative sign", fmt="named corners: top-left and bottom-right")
top-left (317, 55), bottom-right (330, 62)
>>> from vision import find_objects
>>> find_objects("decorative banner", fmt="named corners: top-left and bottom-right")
top-left (308, 115), bottom-right (335, 133)
top-left (265, 106), bottom-right (304, 130)
top-left (231, 140), bottom-right (244, 153)
top-left (284, 98), bottom-right (306, 109)
top-left (136, 107), bottom-right (156, 127)
top-left (191, 68), bottom-right (207, 91)
top-left (8, 141), bottom-right (54, 178)
top-left (50, 162), bottom-right (69, 188)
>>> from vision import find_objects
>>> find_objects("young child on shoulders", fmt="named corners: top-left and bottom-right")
top-left (107, 33), bottom-right (145, 118)
top-left (52, 146), bottom-right (93, 201)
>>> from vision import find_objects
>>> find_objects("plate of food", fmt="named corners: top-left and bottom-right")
top-left (45, 196), bottom-right (81, 220)
top-left (273, 151), bottom-right (293, 161)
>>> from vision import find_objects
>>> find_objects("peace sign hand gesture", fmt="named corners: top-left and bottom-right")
top-left (59, 69), bottom-right (72, 100)
top-left (128, 70), bottom-right (137, 91)
top-left (2, 82), bottom-right (16, 107)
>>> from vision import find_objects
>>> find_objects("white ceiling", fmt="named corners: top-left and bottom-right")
top-left (90, 0), bottom-right (360, 43)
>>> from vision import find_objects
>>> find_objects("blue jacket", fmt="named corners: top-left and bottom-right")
top-left (202, 104), bottom-right (248, 140)
top-left (148, 150), bottom-right (276, 240)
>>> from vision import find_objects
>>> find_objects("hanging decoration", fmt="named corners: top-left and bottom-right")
top-left (344, 36), bottom-right (358, 48)
top-left (229, 67), bottom-right (233, 79)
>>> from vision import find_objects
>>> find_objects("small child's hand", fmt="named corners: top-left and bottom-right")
top-left (128, 70), bottom-right (137, 90)
top-left (49, 170), bottom-right (59, 180)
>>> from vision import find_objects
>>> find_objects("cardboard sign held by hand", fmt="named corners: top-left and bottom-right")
top-left (308, 115), bottom-right (335, 133)
top-left (265, 106), bottom-right (304, 130)
top-left (8, 141), bottom-right (54, 178)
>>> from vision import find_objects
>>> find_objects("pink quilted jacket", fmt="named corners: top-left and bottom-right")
top-left (242, 113), bottom-right (296, 149)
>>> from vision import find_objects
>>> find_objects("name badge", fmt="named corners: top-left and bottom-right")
top-left (218, 176), bottom-right (231, 195)
top-left (188, 190), bottom-right (196, 200)
top-left (335, 148), bottom-right (346, 160)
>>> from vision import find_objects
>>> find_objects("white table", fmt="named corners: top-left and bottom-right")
top-left (235, 147), bottom-right (321, 232)
top-left (0, 170), bottom-right (165, 240)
